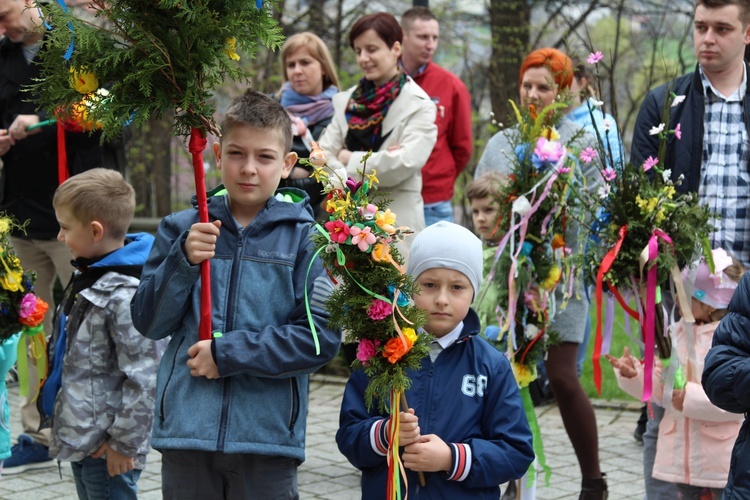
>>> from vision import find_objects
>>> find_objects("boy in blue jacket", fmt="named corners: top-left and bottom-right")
top-left (337, 221), bottom-right (534, 499)
top-left (132, 89), bottom-right (340, 499)
top-left (41, 168), bottom-right (164, 499)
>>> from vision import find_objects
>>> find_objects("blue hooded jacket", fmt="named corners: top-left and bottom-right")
top-left (131, 189), bottom-right (340, 461)
top-left (337, 309), bottom-right (534, 499)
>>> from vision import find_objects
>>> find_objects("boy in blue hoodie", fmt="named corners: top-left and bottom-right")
top-left (131, 89), bottom-right (340, 499)
top-left (39, 168), bottom-right (164, 499)
top-left (337, 221), bottom-right (534, 499)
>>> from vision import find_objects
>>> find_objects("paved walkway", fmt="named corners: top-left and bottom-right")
top-left (1, 375), bottom-right (645, 499)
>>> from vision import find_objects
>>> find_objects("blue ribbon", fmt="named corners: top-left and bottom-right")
top-left (40, 1), bottom-right (75, 60)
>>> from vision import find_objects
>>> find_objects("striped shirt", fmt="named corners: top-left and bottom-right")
top-left (699, 67), bottom-right (750, 267)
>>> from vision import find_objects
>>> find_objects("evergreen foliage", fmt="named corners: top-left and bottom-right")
top-left (33, 0), bottom-right (284, 140)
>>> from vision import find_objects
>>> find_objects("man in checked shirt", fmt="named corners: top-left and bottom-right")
top-left (630, 1), bottom-right (750, 498)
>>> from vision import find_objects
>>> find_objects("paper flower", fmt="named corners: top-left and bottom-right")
top-left (324, 220), bottom-right (350, 243)
top-left (649, 123), bottom-right (665, 136)
top-left (356, 338), bottom-right (381, 364)
top-left (511, 361), bottom-right (538, 388)
top-left (674, 123), bottom-right (682, 140)
top-left (602, 168), bottom-right (616, 182)
top-left (18, 298), bottom-right (48, 328)
top-left (540, 265), bottom-right (561, 291)
top-left (532, 137), bottom-right (566, 170)
top-left (224, 37), bottom-right (241, 61)
top-left (69, 68), bottom-right (99, 94)
top-left (580, 147), bottom-right (598, 164)
top-left (367, 299), bottom-right (392, 321)
top-left (383, 328), bottom-right (417, 364)
top-left (671, 95), bottom-right (686, 107)
top-left (587, 51), bottom-right (603, 64)
top-left (375, 209), bottom-right (396, 234)
top-left (643, 156), bottom-right (659, 172)
top-left (349, 224), bottom-right (377, 252)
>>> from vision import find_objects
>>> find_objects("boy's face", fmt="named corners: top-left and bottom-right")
top-left (213, 124), bottom-right (296, 226)
top-left (470, 196), bottom-right (500, 242)
top-left (55, 207), bottom-right (96, 259)
top-left (414, 268), bottom-right (474, 338)
top-left (693, 4), bottom-right (750, 76)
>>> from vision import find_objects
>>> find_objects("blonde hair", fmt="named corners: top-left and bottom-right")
top-left (53, 168), bottom-right (135, 240)
top-left (466, 172), bottom-right (508, 201)
top-left (280, 32), bottom-right (340, 91)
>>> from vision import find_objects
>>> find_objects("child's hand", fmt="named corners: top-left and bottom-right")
top-left (91, 441), bottom-right (135, 477)
top-left (187, 340), bottom-right (219, 379)
top-left (672, 389), bottom-right (685, 412)
top-left (184, 220), bottom-right (222, 265)
top-left (402, 434), bottom-right (452, 472)
top-left (604, 346), bottom-right (638, 378)
top-left (398, 409), bottom-right (421, 447)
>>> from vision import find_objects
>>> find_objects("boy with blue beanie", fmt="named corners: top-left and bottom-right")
top-left (337, 221), bottom-right (534, 498)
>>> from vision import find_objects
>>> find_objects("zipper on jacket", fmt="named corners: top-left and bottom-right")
top-left (216, 232), bottom-right (244, 450)
top-left (159, 336), bottom-right (184, 425)
top-left (288, 379), bottom-right (300, 436)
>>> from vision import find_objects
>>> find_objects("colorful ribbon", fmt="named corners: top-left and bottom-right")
top-left (520, 386), bottom-right (551, 486)
top-left (593, 224), bottom-right (628, 394)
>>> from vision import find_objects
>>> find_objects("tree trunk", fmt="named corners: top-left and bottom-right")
top-left (488, 1), bottom-right (530, 123)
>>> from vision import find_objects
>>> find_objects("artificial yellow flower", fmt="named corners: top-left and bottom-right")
top-left (540, 265), bottom-right (561, 291)
top-left (0, 270), bottom-right (23, 292)
top-left (375, 209), bottom-right (396, 234)
top-left (655, 209), bottom-right (666, 224)
top-left (69, 68), bottom-right (99, 94)
top-left (662, 185), bottom-right (676, 200)
top-left (371, 242), bottom-right (392, 263)
top-left (310, 167), bottom-right (327, 183)
top-left (225, 37), bottom-right (241, 61)
top-left (403, 327), bottom-right (417, 344)
top-left (329, 192), bottom-right (352, 219)
top-left (540, 127), bottom-right (560, 141)
top-left (0, 218), bottom-right (10, 235)
top-left (366, 169), bottom-right (379, 185)
top-left (511, 361), bottom-right (537, 388)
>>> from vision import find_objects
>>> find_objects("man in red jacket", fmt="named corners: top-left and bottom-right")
top-left (400, 7), bottom-right (473, 226)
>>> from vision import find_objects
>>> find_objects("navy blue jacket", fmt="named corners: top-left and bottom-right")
top-left (336, 309), bottom-right (534, 499)
top-left (132, 189), bottom-right (340, 461)
top-left (702, 272), bottom-right (750, 499)
top-left (630, 63), bottom-right (750, 195)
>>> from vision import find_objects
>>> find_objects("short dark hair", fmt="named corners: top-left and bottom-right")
top-left (696, 0), bottom-right (750, 25)
top-left (220, 88), bottom-right (293, 153)
top-left (349, 12), bottom-right (403, 49)
top-left (401, 6), bottom-right (437, 31)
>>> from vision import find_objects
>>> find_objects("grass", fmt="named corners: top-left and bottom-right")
top-left (580, 299), bottom-right (643, 402)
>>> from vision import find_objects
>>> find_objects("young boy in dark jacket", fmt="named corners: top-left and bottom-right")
top-left (337, 221), bottom-right (534, 499)
top-left (132, 89), bottom-right (340, 499)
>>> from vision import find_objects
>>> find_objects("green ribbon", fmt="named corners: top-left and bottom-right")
top-left (662, 358), bottom-right (687, 390)
top-left (520, 385), bottom-right (551, 487)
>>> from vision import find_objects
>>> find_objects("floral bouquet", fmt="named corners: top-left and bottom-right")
top-left (582, 53), bottom-right (714, 401)
top-left (302, 143), bottom-right (429, 498)
top-left (486, 100), bottom-right (590, 388)
top-left (482, 99), bottom-right (595, 486)
top-left (0, 215), bottom-right (49, 399)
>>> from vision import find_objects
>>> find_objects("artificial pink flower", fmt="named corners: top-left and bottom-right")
top-left (356, 338), bottom-right (381, 364)
top-left (324, 220), bottom-right (350, 243)
top-left (367, 299), bottom-right (393, 320)
top-left (674, 123), bottom-right (682, 140)
top-left (532, 137), bottom-right (565, 168)
top-left (643, 156), bottom-right (659, 172)
top-left (579, 147), bottom-right (598, 164)
top-left (349, 225), bottom-right (377, 251)
top-left (587, 51), bottom-right (603, 64)
top-left (602, 168), bottom-right (616, 182)
top-left (18, 293), bottom-right (37, 319)
top-left (359, 203), bottom-right (378, 220)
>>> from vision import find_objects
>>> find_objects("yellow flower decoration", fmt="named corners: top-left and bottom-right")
top-left (329, 192), bottom-right (352, 219)
top-left (402, 327), bottom-right (417, 344)
top-left (540, 127), bottom-right (560, 141)
top-left (511, 361), bottom-right (537, 388)
top-left (0, 218), bottom-right (10, 235)
top-left (655, 209), bottom-right (666, 224)
top-left (310, 167), bottom-right (327, 183)
top-left (69, 68), bottom-right (99, 94)
top-left (662, 186), bottom-right (676, 200)
top-left (0, 270), bottom-right (23, 292)
top-left (371, 242), bottom-right (392, 263)
top-left (366, 169), bottom-right (379, 185)
top-left (540, 265), bottom-right (561, 291)
top-left (224, 37), bottom-right (241, 61)
top-left (375, 209), bottom-right (396, 234)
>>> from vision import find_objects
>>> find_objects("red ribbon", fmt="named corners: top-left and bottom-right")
top-left (189, 127), bottom-right (212, 341)
top-left (57, 121), bottom-right (69, 185)
top-left (594, 225), bottom-right (628, 394)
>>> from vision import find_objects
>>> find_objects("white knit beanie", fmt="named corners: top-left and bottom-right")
top-left (406, 221), bottom-right (483, 295)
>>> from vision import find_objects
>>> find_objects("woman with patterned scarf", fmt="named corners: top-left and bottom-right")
top-left (276, 32), bottom-right (340, 219)
top-left (319, 12), bottom-right (437, 244)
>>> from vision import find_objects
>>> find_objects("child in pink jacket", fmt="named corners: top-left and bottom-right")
top-left (606, 249), bottom-right (744, 499)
